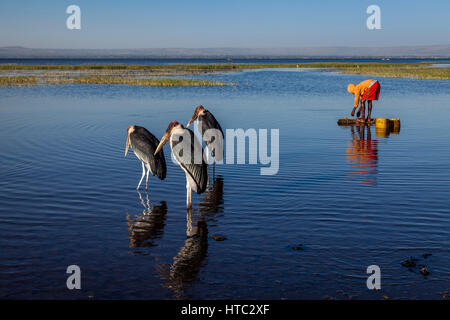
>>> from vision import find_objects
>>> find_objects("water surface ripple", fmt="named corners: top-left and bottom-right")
top-left (1, 64), bottom-right (449, 299)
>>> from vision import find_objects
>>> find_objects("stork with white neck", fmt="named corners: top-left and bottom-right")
top-left (154, 121), bottom-right (208, 208)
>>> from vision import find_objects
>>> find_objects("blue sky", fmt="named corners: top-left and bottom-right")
top-left (0, 0), bottom-right (449, 48)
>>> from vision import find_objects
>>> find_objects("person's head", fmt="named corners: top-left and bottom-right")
top-left (347, 83), bottom-right (355, 94)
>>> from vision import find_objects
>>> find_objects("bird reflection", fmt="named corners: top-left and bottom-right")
top-left (345, 124), bottom-right (379, 185)
top-left (156, 209), bottom-right (208, 299)
top-left (198, 175), bottom-right (224, 219)
top-left (126, 190), bottom-right (168, 249)
top-left (156, 176), bottom-right (224, 298)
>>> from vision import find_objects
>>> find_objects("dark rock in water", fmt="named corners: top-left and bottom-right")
top-left (291, 244), bottom-right (304, 251)
top-left (422, 253), bottom-right (432, 259)
top-left (210, 234), bottom-right (227, 241)
top-left (420, 266), bottom-right (430, 276)
top-left (401, 257), bottom-right (418, 268)
top-left (336, 289), bottom-right (349, 297)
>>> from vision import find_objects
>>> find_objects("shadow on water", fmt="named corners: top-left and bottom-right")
top-left (341, 123), bottom-right (401, 185)
top-left (126, 190), bottom-right (168, 251)
top-left (156, 175), bottom-right (225, 299)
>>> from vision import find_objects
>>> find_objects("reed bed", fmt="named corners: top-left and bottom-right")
top-left (0, 64), bottom-right (242, 72)
top-left (63, 76), bottom-right (227, 86)
top-left (0, 75), bottom-right (226, 87)
top-left (0, 62), bottom-right (448, 87)
top-left (298, 62), bottom-right (450, 80)
top-left (238, 62), bottom-right (450, 79)
top-left (0, 76), bottom-right (40, 86)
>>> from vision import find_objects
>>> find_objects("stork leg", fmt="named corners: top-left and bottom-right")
top-left (145, 165), bottom-right (150, 190)
top-left (206, 147), bottom-right (210, 187)
top-left (189, 186), bottom-right (192, 208)
top-left (186, 180), bottom-right (192, 208)
top-left (186, 181), bottom-right (189, 208)
top-left (137, 162), bottom-right (146, 190)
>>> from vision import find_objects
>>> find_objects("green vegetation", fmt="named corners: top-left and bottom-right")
top-left (295, 62), bottom-right (450, 80)
top-left (0, 76), bottom-right (39, 86)
top-left (0, 63), bottom-right (244, 73)
top-left (0, 63), bottom-right (233, 87)
top-left (67, 77), bottom-right (226, 86)
top-left (0, 75), bottom-right (226, 87)
top-left (0, 62), bottom-right (448, 87)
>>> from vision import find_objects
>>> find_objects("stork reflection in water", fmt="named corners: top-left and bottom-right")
top-left (155, 177), bottom-right (224, 298)
top-left (198, 175), bottom-right (224, 218)
top-left (187, 105), bottom-right (224, 178)
top-left (154, 121), bottom-right (208, 208)
top-left (156, 209), bottom-right (208, 298)
top-left (126, 190), bottom-right (168, 249)
top-left (125, 125), bottom-right (167, 190)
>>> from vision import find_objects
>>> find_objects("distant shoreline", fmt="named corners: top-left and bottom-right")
top-left (1, 57), bottom-right (450, 61)
top-left (1, 45), bottom-right (450, 59)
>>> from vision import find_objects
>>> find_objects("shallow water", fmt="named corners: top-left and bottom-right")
top-left (0, 63), bottom-right (449, 299)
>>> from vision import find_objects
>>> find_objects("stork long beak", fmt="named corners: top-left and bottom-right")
top-left (125, 132), bottom-right (131, 156)
top-left (154, 131), bottom-right (169, 155)
top-left (187, 111), bottom-right (197, 128)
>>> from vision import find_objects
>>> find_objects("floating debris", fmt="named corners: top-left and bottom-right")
top-left (422, 253), bottom-right (432, 259)
top-left (291, 244), bottom-right (304, 251)
top-left (401, 257), bottom-right (418, 268)
top-left (419, 266), bottom-right (430, 276)
top-left (210, 234), bottom-right (227, 241)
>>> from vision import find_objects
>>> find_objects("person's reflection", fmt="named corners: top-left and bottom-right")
top-left (345, 124), bottom-right (379, 185)
top-left (126, 190), bottom-right (168, 248)
top-left (157, 209), bottom-right (208, 299)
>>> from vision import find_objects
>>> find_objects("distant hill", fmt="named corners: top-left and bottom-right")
top-left (0, 45), bottom-right (449, 59)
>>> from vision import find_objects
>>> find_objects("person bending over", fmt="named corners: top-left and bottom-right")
top-left (347, 79), bottom-right (381, 123)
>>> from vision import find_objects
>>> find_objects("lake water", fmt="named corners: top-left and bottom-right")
top-left (0, 60), bottom-right (449, 299)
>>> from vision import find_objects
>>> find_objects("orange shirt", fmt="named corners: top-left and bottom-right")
top-left (352, 80), bottom-right (374, 108)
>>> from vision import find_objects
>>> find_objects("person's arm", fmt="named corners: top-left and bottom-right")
top-left (354, 89), bottom-right (360, 108)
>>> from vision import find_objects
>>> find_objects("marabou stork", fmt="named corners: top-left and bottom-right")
top-left (187, 105), bottom-right (224, 163)
top-left (154, 121), bottom-right (208, 208)
top-left (125, 125), bottom-right (167, 190)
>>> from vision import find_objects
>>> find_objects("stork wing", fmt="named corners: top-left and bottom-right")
top-left (200, 111), bottom-right (224, 139)
top-left (171, 128), bottom-right (208, 194)
top-left (200, 111), bottom-right (224, 160)
top-left (130, 127), bottom-right (167, 180)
